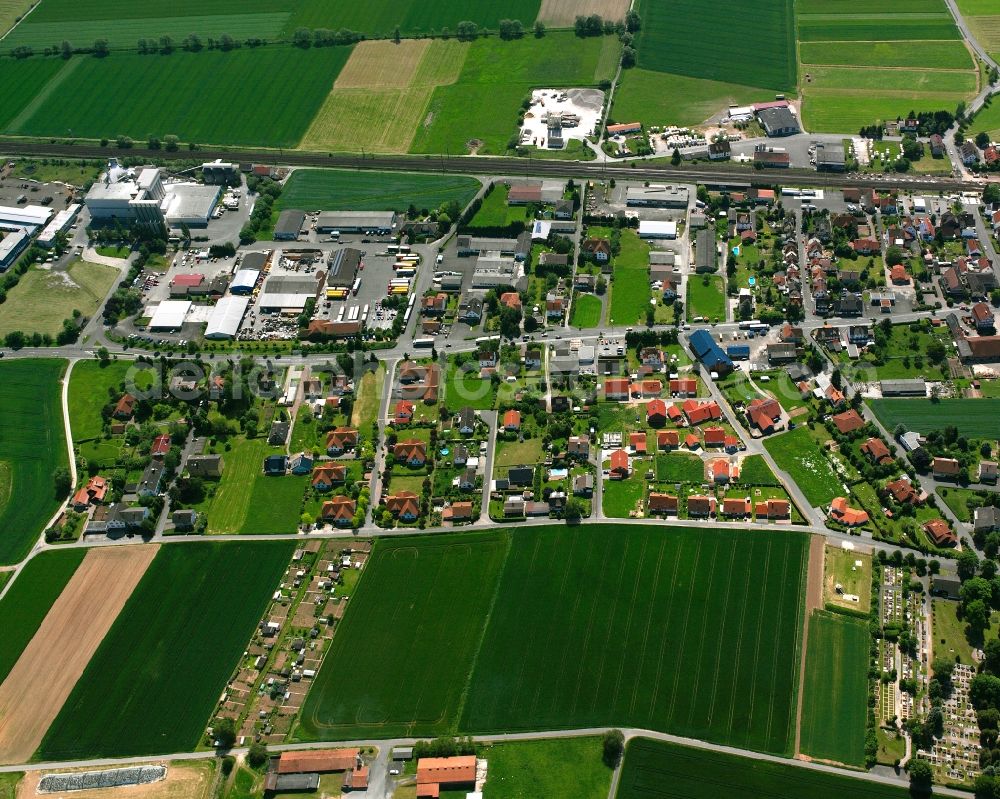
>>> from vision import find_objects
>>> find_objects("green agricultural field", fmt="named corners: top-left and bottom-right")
top-left (805, 66), bottom-right (975, 94)
top-left (617, 737), bottom-right (910, 799)
top-left (0, 57), bottom-right (68, 131)
top-left (803, 91), bottom-right (972, 132)
top-left (0, 359), bottom-right (69, 565)
top-left (300, 525), bottom-right (806, 754)
top-left (797, 16), bottom-right (959, 41)
top-left (763, 426), bottom-right (842, 508)
top-left (411, 33), bottom-right (617, 155)
top-left (655, 454), bottom-right (704, 483)
top-left (570, 294), bottom-right (602, 328)
top-left (686, 275), bottom-right (726, 322)
top-left (0, 0), bottom-right (30, 35)
top-left (465, 185), bottom-right (531, 230)
top-left (481, 737), bottom-right (612, 799)
top-left (239, 474), bottom-right (307, 534)
top-left (0, 772), bottom-right (21, 799)
top-left (38, 541), bottom-right (293, 760)
top-left (799, 611), bottom-right (869, 766)
top-left (0, 260), bottom-right (118, 338)
top-left (870, 399), bottom-right (1000, 439)
top-left (277, 169), bottom-right (480, 213)
top-left (606, 229), bottom-right (649, 326)
top-left (205, 438), bottom-right (268, 534)
top-left (611, 69), bottom-right (767, 128)
top-left (8, 47), bottom-right (351, 147)
top-left (0, 550), bottom-right (85, 685)
top-left (799, 40), bottom-right (973, 69)
top-left (287, 0), bottom-right (541, 38)
top-left (464, 526), bottom-right (807, 755)
top-left (297, 531), bottom-right (510, 740)
top-left (635, 0), bottom-right (796, 91)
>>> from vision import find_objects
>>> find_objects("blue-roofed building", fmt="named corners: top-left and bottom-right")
top-left (690, 329), bottom-right (734, 374)
top-left (727, 344), bottom-right (750, 360)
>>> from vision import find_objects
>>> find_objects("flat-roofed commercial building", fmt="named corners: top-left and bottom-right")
top-left (205, 296), bottom-right (249, 339)
top-left (274, 209), bottom-right (305, 240)
top-left (316, 211), bottom-right (396, 234)
top-left (626, 185), bottom-right (689, 208)
top-left (148, 299), bottom-right (191, 331)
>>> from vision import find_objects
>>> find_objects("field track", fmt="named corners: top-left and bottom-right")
top-left (0, 546), bottom-right (158, 765)
top-left (794, 535), bottom-right (826, 756)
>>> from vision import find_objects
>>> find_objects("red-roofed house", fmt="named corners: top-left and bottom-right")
top-left (278, 749), bottom-right (360, 774)
top-left (832, 410), bottom-right (864, 434)
top-left (885, 477), bottom-right (922, 505)
top-left (326, 427), bottom-right (359, 455)
top-left (503, 409), bottom-right (521, 432)
top-left (394, 400), bottom-right (415, 424)
top-left (647, 399), bottom-right (667, 426)
top-left (669, 378), bottom-right (697, 397)
top-left (312, 464), bottom-right (347, 491)
top-left (386, 491), bottom-right (420, 521)
top-left (890, 264), bottom-right (910, 284)
top-left (755, 498), bottom-right (790, 520)
top-left (609, 449), bottom-right (629, 479)
top-left (648, 493), bottom-right (678, 515)
top-left (605, 378), bottom-right (630, 401)
top-left (746, 398), bottom-right (781, 434)
top-left (829, 496), bottom-right (868, 526)
top-left (825, 385), bottom-right (845, 407)
top-left (72, 475), bottom-right (109, 511)
top-left (416, 756), bottom-right (477, 799)
top-left (393, 439), bottom-right (427, 467)
top-left (861, 437), bottom-right (892, 465)
top-left (629, 432), bottom-right (647, 454)
top-left (684, 432), bottom-right (701, 450)
top-left (704, 426), bottom-right (726, 447)
top-left (631, 380), bottom-right (662, 398)
top-left (150, 434), bottom-right (171, 458)
top-left (113, 393), bottom-right (136, 420)
top-left (923, 518), bottom-right (957, 547)
top-left (932, 457), bottom-right (961, 479)
top-left (709, 459), bottom-right (732, 484)
top-left (658, 430), bottom-right (679, 450)
top-left (687, 495), bottom-right (716, 517)
top-left (683, 399), bottom-right (722, 425)
top-left (666, 404), bottom-right (683, 423)
top-left (722, 497), bottom-right (751, 518)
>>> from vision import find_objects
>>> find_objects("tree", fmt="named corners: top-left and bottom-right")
top-left (164, 134), bottom-right (180, 151)
top-left (602, 729), bottom-right (625, 768)
top-left (984, 183), bottom-right (1000, 205)
top-left (977, 131), bottom-right (992, 149)
top-left (885, 245), bottom-right (905, 266)
top-left (213, 717), bottom-right (236, 748)
top-left (985, 639), bottom-right (1000, 675)
top-left (533, 20), bottom-right (546, 37)
top-left (564, 497), bottom-right (584, 523)
top-left (967, 599), bottom-right (991, 635)
top-left (959, 549), bottom-right (981, 581)
top-left (908, 758), bottom-right (933, 796)
top-left (247, 742), bottom-right (268, 768)
top-left (60, 40), bottom-right (73, 59)
top-left (293, 27), bottom-right (312, 47)
top-left (621, 46), bottom-right (636, 68)
top-left (670, 148), bottom-right (681, 166)
top-left (96, 346), bottom-right (110, 365)
top-left (53, 467), bottom-right (71, 499)
top-left (625, 9), bottom-right (641, 31)
top-left (926, 339), bottom-right (946, 364)
top-left (392, 26), bottom-right (401, 44)
top-left (93, 38), bottom-right (109, 57)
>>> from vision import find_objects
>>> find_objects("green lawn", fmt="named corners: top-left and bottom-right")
top-left (736, 454), bottom-right (781, 486)
top-left (655, 453), bottom-right (705, 483)
top-left (0, 550), bottom-right (85, 686)
top-left (277, 169), bottom-right (480, 213)
top-left (465, 184), bottom-right (531, 230)
top-left (570, 293), bottom-right (603, 328)
top-left (239, 474), bottom-right (307, 534)
top-left (799, 611), bottom-right (870, 766)
top-left (870, 399), bottom-right (1000, 439)
top-left (446, 362), bottom-right (496, 410)
top-left (297, 531), bottom-right (510, 740)
top-left (800, 39), bottom-right (974, 69)
top-left (972, 99), bottom-right (1000, 139)
top-left (602, 472), bottom-right (646, 518)
top-left (604, 229), bottom-right (650, 327)
top-left (38, 541), bottom-right (293, 760)
top-left (8, 47), bottom-right (352, 147)
top-left (481, 737), bottom-right (612, 799)
top-left (0, 260), bottom-right (118, 338)
top-left (686, 275), bottom-right (726, 322)
top-left (763, 426), bottom-right (842, 508)
top-left (300, 525), bottom-right (806, 754)
top-left (0, 359), bottom-right (69, 565)
top-left (936, 487), bottom-right (979, 523)
top-left (495, 438), bottom-right (544, 468)
top-left (67, 359), bottom-right (137, 441)
top-left (617, 737), bottom-right (910, 799)
top-left (352, 366), bottom-right (385, 429)
top-left (11, 159), bottom-right (102, 186)
top-left (932, 598), bottom-right (1000, 665)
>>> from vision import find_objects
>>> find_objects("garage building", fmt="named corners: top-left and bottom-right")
top-left (316, 211), bottom-right (396, 234)
top-left (325, 247), bottom-right (362, 290)
top-left (626, 185), bottom-right (689, 208)
top-left (230, 269), bottom-right (261, 295)
top-left (205, 296), bottom-right (249, 339)
top-left (0, 230), bottom-right (29, 270)
top-left (148, 300), bottom-right (191, 331)
top-left (638, 221), bottom-right (677, 239)
top-left (0, 203), bottom-right (52, 233)
top-left (275, 210), bottom-right (305, 241)
top-left (258, 275), bottom-right (319, 313)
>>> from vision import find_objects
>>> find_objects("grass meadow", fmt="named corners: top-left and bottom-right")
top-left (239, 474), bottom-right (307, 534)
top-left (0, 57), bottom-right (67, 131)
top-left (0, 550), bottom-right (85, 685)
top-left (601, 471), bottom-right (647, 517)
top-left (8, 47), bottom-right (351, 146)
top-left (462, 526), bottom-right (807, 755)
top-left (480, 737), bottom-right (612, 799)
top-left (602, 228), bottom-right (649, 326)
top-left (799, 40), bottom-right (973, 69)
top-left (971, 100), bottom-right (1000, 139)
top-left (612, 69), bottom-right (766, 127)
top-left (38, 541), bottom-right (293, 759)
top-left (763, 426), bottom-right (842, 508)
top-left (0, 360), bottom-right (69, 565)
top-left (617, 737), bottom-right (910, 799)
top-left (686, 275), bottom-right (726, 322)
top-left (655, 454), bottom-right (705, 483)
top-left (297, 531), bottom-right (511, 740)
top-left (799, 611), bottom-right (870, 766)
top-left (570, 293), bottom-right (602, 328)
top-left (870, 399), bottom-right (1000, 439)
top-left (0, 260), bottom-right (118, 338)
top-left (205, 438), bottom-right (267, 534)
top-left (797, 16), bottom-right (959, 41)
top-left (67, 359), bottom-right (142, 442)
top-left (634, 0), bottom-right (796, 91)
top-left (278, 169), bottom-right (479, 213)
top-left (298, 525), bottom-right (807, 755)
